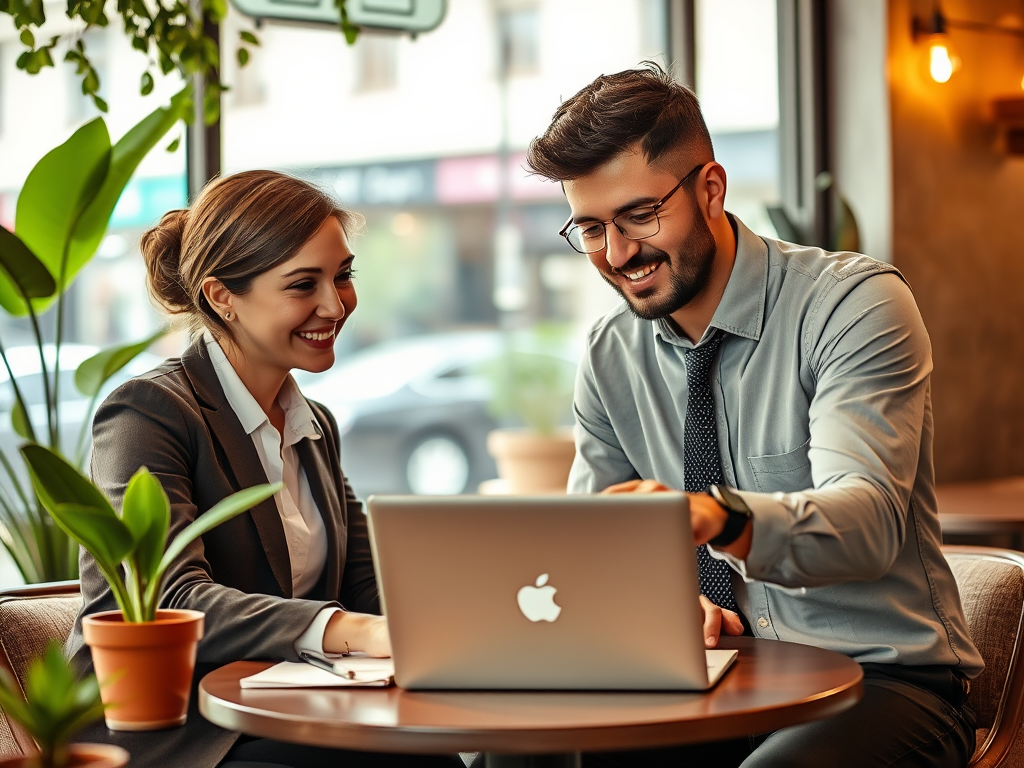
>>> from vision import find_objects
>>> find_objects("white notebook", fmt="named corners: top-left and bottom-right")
top-left (240, 655), bottom-right (395, 688)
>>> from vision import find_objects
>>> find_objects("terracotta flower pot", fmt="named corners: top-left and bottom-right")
top-left (486, 428), bottom-right (576, 493)
top-left (0, 743), bottom-right (130, 767)
top-left (82, 609), bottom-right (204, 731)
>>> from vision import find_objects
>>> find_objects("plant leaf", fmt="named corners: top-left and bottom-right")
top-left (67, 85), bottom-right (192, 296)
top-left (44, 503), bottom-right (133, 575)
top-left (120, 468), bottom-right (168, 585)
top-left (239, 30), bottom-right (259, 45)
top-left (19, 445), bottom-right (116, 519)
top-left (150, 483), bottom-right (280, 605)
top-left (74, 328), bottom-right (164, 397)
top-left (3, 119), bottom-right (111, 316)
top-left (0, 224), bottom-right (57, 299)
top-left (10, 399), bottom-right (32, 440)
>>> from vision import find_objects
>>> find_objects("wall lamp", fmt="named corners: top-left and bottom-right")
top-left (912, 6), bottom-right (1024, 85)
top-left (912, 4), bottom-right (1024, 154)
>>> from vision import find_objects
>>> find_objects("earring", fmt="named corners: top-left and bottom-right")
top-left (224, 311), bottom-right (233, 321)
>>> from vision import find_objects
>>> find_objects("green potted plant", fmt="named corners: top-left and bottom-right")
top-left (479, 326), bottom-right (579, 494)
top-left (18, 444), bottom-right (280, 731)
top-left (0, 89), bottom-right (190, 584)
top-left (0, 641), bottom-right (127, 768)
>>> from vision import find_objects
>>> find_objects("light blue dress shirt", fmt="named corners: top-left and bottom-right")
top-left (568, 215), bottom-right (984, 676)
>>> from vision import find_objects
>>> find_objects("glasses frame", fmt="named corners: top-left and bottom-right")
top-left (559, 162), bottom-right (708, 255)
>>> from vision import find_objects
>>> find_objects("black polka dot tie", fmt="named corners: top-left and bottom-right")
top-left (683, 331), bottom-right (738, 614)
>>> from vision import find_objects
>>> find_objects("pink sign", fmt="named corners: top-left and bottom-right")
top-left (0, 194), bottom-right (13, 231)
top-left (435, 152), bottom-right (563, 204)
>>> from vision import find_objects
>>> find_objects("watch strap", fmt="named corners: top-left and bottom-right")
top-left (707, 484), bottom-right (752, 547)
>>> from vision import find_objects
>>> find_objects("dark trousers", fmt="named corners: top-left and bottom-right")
top-left (583, 664), bottom-right (977, 768)
top-left (219, 737), bottom-right (465, 767)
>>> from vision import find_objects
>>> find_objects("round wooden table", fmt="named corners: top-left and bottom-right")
top-left (199, 637), bottom-right (862, 767)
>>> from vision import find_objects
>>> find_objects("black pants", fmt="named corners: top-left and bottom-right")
top-left (219, 737), bottom-right (465, 768)
top-left (583, 664), bottom-right (977, 768)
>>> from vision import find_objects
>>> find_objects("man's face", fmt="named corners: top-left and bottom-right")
top-left (563, 151), bottom-right (717, 321)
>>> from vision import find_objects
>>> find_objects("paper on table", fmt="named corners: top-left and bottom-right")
top-left (240, 656), bottom-right (395, 689)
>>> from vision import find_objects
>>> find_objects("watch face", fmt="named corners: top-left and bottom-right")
top-left (713, 485), bottom-right (751, 516)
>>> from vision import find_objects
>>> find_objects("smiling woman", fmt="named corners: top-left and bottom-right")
top-left (65, 170), bottom-right (461, 768)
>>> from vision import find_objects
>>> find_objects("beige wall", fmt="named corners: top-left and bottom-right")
top-left (886, 0), bottom-right (1024, 481)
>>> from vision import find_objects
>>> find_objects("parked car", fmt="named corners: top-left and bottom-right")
top-left (298, 331), bottom-right (507, 497)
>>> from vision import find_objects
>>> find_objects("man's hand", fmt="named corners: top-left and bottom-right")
top-left (601, 479), bottom-right (674, 494)
top-left (700, 595), bottom-right (745, 647)
top-left (601, 479), bottom-right (752, 559)
top-left (324, 611), bottom-right (392, 657)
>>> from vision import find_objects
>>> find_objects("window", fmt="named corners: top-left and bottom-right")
top-left (695, 0), bottom-right (780, 238)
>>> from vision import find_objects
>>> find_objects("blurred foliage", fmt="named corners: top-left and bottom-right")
top-left (478, 324), bottom-right (577, 436)
top-left (0, 641), bottom-right (104, 768)
top-left (0, 100), bottom-right (181, 583)
top-left (0, 0), bottom-right (360, 122)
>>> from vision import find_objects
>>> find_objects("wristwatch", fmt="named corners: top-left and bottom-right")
top-left (706, 484), bottom-right (753, 547)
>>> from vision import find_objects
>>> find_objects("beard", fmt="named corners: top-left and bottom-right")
top-left (601, 201), bottom-right (717, 321)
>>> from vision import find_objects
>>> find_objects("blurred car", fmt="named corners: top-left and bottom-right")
top-left (0, 343), bottom-right (162, 477)
top-left (298, 331), bottom-right (505, 498)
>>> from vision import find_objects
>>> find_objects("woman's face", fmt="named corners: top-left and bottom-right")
top-left (226, 216), bottom-right (357, 379)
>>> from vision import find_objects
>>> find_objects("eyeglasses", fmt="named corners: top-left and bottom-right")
top-left (559, 163), bottom-right (707, 255)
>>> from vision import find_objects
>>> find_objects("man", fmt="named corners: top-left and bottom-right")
top-left (526, 63), bottom-right (982, 768)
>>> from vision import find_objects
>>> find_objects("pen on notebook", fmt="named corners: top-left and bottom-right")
top-left (299, 651), bottom-right (356, 679)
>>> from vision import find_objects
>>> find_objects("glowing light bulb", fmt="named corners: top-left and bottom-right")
top-left (929, 42), bottom-right (956, 83)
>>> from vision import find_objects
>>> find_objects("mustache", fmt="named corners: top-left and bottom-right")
top-left (610, 248), bottom-right (669, 276)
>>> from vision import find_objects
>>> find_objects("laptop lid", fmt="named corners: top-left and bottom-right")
top-left (366, 493), bottom-right (736, 691)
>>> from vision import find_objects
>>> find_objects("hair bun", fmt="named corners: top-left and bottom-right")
top-left (141, 209), bottom-right (192, 314)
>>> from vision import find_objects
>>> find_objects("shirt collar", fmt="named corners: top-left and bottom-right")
top-left (654, 213), bottom-right (768, 346)
top-left (203, 331), bottom-right (322, 444)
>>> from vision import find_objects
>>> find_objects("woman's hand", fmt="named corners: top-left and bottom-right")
top-left (324, 611), bottom-right (392, 657)
top-left (700, 595), bottom-right (745, 648)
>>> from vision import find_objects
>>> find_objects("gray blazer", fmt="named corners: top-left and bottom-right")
top-left (66, 340), bottom-right (379, 768)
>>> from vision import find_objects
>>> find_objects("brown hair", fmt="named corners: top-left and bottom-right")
top-left (526, 62), bottom-right (714, 181)
top-left (141, 169), bottom-right (363, 339)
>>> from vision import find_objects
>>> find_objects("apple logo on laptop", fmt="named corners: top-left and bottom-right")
top-left (517, 573), bottom-right (561, 622)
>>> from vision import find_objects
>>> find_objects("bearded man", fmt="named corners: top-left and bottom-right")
top-left (526, 63), bottom-right (981, 768)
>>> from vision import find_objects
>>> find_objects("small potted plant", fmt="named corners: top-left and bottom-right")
top-left (479, 326), bottom-right (579, 493)
top-left (0, 641), bottom-right (127, 767)
top-left (19, 444), bottom-right (280, 732)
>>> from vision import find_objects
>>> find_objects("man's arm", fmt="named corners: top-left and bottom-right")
top-left (566, 347), bottom-right (641, 493)
top-left (734, 271), bottom-right (932, 588)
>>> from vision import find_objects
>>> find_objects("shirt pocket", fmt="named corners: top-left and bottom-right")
top-left (747, 438), bottom-right (812, 493)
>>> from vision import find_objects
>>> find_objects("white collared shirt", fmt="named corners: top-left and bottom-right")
top-left (204, 332), bottom-right (328, 598)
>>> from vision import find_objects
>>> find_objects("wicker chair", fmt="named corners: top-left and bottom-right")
top-left (0, 581), bottom-right (82, 758)
top-left (944, 547), bottom-right (1024, 767)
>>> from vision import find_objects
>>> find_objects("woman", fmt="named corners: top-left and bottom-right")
top-left (66, 170), bottom-right (462, 768)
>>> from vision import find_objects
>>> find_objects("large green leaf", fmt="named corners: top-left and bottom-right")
top-left (4, 119), bottom-right (111, 316)
top-left (19, 445), bottom-right (115, 517)
top-left (74, 329), bottom-right (165, 397)
top-left (120, 468), bottom-right (169, 584)
top-left (0, 225), bottom-right (56, 300)
top-left (44, 503), bottom-right (132, 576)
top-left (68, 86), bottom-right (192, 285)
top-left (2, 86), bottom-right (191, 317)
top-left (147, 482), bottom-right (280, 611)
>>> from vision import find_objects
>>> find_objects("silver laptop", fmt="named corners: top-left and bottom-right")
top-left (365, 493), bottom-right (738, 691)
